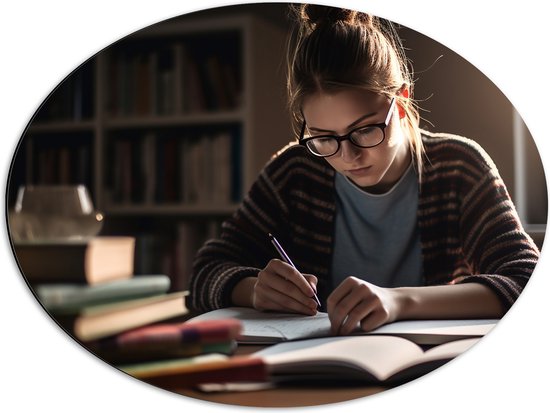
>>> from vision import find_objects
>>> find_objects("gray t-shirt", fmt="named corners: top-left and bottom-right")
top-left (331, 163), bottom-right (423, 288)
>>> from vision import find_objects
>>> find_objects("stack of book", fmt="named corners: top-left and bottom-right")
top-left (14, 236), bottom-right (188, 342)
top-left (14, 235), bottom-right (249, 388)
top-left (86, 314), bottom-right (249, 389)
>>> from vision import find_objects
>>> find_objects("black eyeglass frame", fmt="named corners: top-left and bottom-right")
top-left (298, 97), bottom-right (397, 158)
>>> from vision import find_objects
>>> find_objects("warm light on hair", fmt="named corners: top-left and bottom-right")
top-left (286, 4), bottom-right (425, 178)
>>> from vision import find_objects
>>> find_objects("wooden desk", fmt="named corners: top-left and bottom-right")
top-left (169, 345), bottom-right (389, 407)
top-left (176, 384), bottom-right (386, 407)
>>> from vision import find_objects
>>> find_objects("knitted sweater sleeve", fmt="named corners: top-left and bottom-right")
top-left (449, 138), bottom-right (540, 310)
top-left (188, 146), bottom-right (296, 313)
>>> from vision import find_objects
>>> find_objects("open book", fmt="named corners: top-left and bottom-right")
top-left (122, 335), bottom-right (480, 390)
top-left (189, 307), bottom-right (497, 345)
top-left (198, 334), bottom-right (481, 392)
top-left (255, 335), bottom-right (480, 385)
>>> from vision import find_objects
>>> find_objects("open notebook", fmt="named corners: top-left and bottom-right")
top-left (189, 307), bottom-right (498, 345)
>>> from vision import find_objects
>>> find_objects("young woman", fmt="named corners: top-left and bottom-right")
top-left (188, 4), bottom-right (540, 335)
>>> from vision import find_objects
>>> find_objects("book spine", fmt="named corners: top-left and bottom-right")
top-left (90, 318), bottom-right (242, 351)
top-left (36, 275), bottom-right (171, 310)
top-left (87, 341), bottom-right (236, 364)
top-left (131, 357), bottom-right (268, 388)
top-left (180, 319), bottom-right (242, 343)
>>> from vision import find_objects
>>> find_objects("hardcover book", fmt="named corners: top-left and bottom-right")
top-left (14, 236), bottom-right (135, 285)
top-left (35, 275), bottom-right (171, 311)
top-left (55, 291), bottom-right (188, 341)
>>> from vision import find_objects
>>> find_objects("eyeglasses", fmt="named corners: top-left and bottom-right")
top-left (299, 97), bottom-right (396, 157)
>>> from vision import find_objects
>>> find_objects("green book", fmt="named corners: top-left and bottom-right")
top-left (35, 275), bottom-right (171, 312)
top-left (55, 291), bottom-right (188, 342)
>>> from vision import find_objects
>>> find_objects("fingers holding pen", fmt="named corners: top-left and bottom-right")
top-left (268, 233), bottom-right (321, 309)
top-left (254, 285), bottom-right (317, 315)
top-left (253, 259), bottom-right (318, 315)
top-left (303, 274), bottom-right (319, 295)
top-left (268, 259), bottom-right (318, 297)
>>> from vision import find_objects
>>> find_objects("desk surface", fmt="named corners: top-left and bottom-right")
top-left (169, 345), bottom-right (389, 407)
top-left (176, 384), bottom-right (386, 407)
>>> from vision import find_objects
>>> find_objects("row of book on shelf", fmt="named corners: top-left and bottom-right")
top-left (13, 234), bottom-right (498, 392)
top-left (108, 130), bottom-right (241, 205)
top-left (30, 43), bottom-right (241, 122)
top-left (23, 127), bottom-right (242, 206)
top-left (33, 61), bottom-right (95, 122)
top-left (25, 135), bottom-right (93, 188)
top-left (106, 39), bottom-right (241, 118)
top-left (134, 219), bottom-right (222, 293)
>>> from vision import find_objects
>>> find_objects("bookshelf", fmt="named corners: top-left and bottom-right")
top-left (10, 11), bottom-right (293, 291)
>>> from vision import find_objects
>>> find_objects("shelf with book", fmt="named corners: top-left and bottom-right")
top-left (10, 56), bottom-right (98, 205)
top-left (32, 59), bottom-right (96, 124)
top-left (93, 12), bottom-right (292, 292)
top-left (103, 124), bottom-right (242, 209)
top-left (96, 13), bottom-right (290, 212)
top-left (107, 216), bottom-right (226, 293)
top-left (102, 22), bottom-right (242, 120)
top-left (19, 130), bottom-right (95, 195)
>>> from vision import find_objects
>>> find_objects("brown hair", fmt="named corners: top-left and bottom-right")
top-left (287, 4), bottom-right (424, 176)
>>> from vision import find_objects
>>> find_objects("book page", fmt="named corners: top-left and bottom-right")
top-left (369, 319), bottom-right (497, 345)
top-left (189, 307), bottom-right (497, 345)
top-left (256, 336), bottom-right (480, 382)
top-left (190, 307), bottom-right (332, 343)
top-left (421, 337), bottom-right (480, 359)
top-left (387, 338), bottom-right (481, 382)
top-left (256, 335), bottom-right (426, 381)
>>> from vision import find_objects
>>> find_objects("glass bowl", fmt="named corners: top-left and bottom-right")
top-left (8, 185), bottom-right (104, 242)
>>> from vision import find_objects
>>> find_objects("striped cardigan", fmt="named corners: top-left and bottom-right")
top-left (189, 132), bottom-right (540, 313)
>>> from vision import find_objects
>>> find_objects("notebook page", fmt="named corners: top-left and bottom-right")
top-left (189, 307), bottom-right (332, 342)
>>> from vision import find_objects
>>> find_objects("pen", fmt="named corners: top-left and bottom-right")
top-left (268, 233), bottom-right (322, 309)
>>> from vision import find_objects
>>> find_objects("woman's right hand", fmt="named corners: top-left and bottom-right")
top-left (251, 259), bottom-right (319, 315)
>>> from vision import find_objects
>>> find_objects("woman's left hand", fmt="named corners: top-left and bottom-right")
top-left (327, 276), bottom-right (402, 335)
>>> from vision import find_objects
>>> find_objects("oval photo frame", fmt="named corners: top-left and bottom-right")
top-left (4, 2), bottom-right (547, 409)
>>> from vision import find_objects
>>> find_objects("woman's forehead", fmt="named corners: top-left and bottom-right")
top-left (302, 90), bottom-right (386, 130)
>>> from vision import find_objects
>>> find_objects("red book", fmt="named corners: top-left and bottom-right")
top-left (86, 318), bottom-right (242, 362)
top-left (181, 318), bottom-right (243, 343)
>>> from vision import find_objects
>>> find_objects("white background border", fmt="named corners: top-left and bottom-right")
top-left (1, 1), bottom-right (548, 412)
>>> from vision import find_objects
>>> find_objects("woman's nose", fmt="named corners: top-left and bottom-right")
top-left (340, 140), bottom-right (362, 163)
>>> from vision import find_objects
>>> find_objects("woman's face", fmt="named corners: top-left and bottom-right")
top-left (302, 89), bottom-right (411, 193)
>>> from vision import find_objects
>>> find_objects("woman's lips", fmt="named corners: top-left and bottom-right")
top-left (347, 166), bottom-right (372, 177)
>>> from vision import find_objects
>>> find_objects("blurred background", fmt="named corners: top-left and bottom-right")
top-left (6, 3), bottom-right (546, 292)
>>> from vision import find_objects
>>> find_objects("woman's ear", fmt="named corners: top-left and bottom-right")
top-left (397, 84), bottom-right (409, 119)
